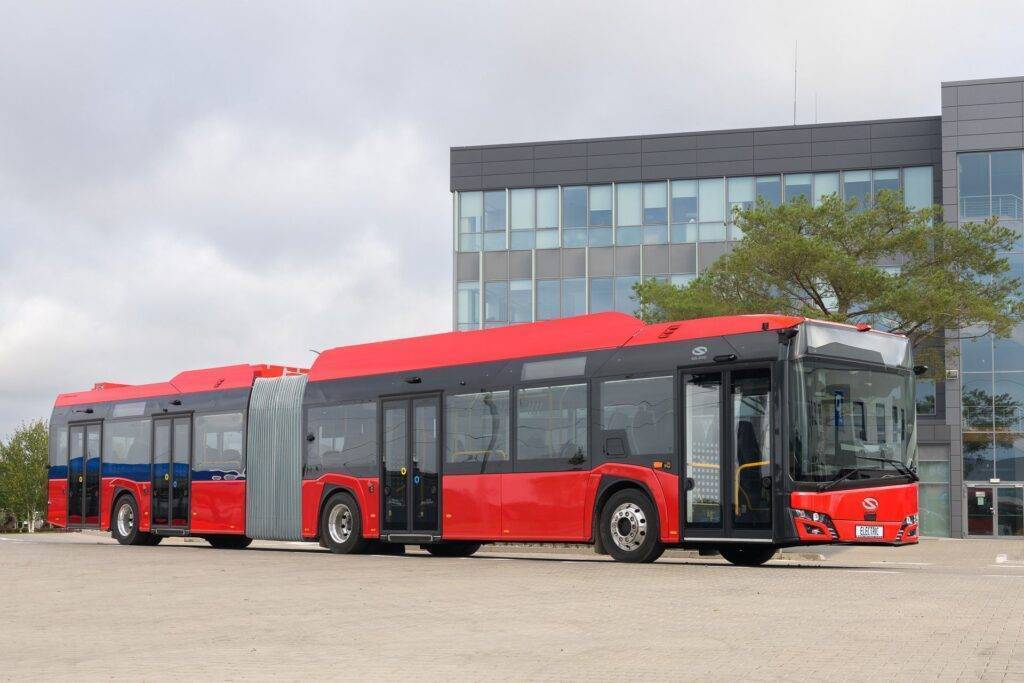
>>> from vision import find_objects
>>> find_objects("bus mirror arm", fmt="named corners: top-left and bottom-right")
top-left (684, 478), bottom-right (695, 491)
top-left (913, 365), bottom-right (928, 376)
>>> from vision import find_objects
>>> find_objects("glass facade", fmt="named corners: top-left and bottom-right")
top-left (456, 166), bottom-right (934, 330)
top-left (958, 148), bottom-right (1024, 538)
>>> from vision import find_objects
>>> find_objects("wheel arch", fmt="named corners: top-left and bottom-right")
top-left (316, 483), bottom-right (364, 538)
top-left (591, 476), bottom-right (658, 544)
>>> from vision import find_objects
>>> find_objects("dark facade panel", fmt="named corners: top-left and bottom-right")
top-left (481, 172), bottom-right (534, 188)
top-left (810, 124), bottom-right (872, 142)
top-left (956, 101), bottom-right (1024, 120)
top-left (614, 246), bottom-right (641, 275)
top-left (641, 135), bottom-right (698, 152)
top-left (451, 149), bottom-right (482, 164)
top-left (753, 128), bottom-right (812, 145)
top-left (955, 117), bottom-right (1024, 136)
top-left (870, 119), bottom-right (941, 138)
top-left (456, 252), bottom-right (480, 282)
top-left (535, 249), bottom-right (561, 278)
top-left (452, 161), bottom-right (483, 176)
top-left (589, 247), bottom-right (614, 276)
top-left (954, 81), bottom-right (1024, 106)
top-left (562, 248), bottom-right (586, 277)
top-left (588, 153), bottom-right (642, 169)
top-left (587, 138), bottom-right (641, 155)
top-left (696, 131), bottom-right (753, 148)
top-left (533, 142), bottom-right (588, 158)
top-left (753, 157), bottom-right (814, 174)
top-left (451, 175), bottom-right (483, 191)
top-left (869, 134), bottom-right (940, 153)
top-left (753, 142), bottom-right (811, 159)
top-left (870, 149), bottom-right (936, 167)
top-left (810, 153), bottom-right (873, 171)
top-left (481, 159), bottom-right (534, 175)
top-left (643, 245), bottom-right (669, 274)
top-left (697, 146), bottom-right (753, 163)
top-left (483, 251), bottom-right (508, 281)
top-left (480, 146), bottom-right (534, 162)
top-left (508, 251), bottom-right (532, 279)
top-left (696, 160), bottom-right (755, 177)
top-left (534, 156), bottom-right (588, 172)
top-left (642, 163), bottom-right (698, 179)
top-left (535, 169), bottom-right (587, 185)
top-left (589, 167), bottom-right (642, 183)
top-left (641, 149), bottom-right (698, 165)
top-left (697, 242), bottom-right (729, 271)
top-left (811, 138), bottom-right (872, 156)
top-left (669, 243), bottom-right (697, 273)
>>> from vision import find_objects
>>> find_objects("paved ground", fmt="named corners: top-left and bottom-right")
top-left (2, 533), bottom-right (1024, 681)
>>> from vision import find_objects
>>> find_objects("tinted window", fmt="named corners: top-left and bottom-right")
top-left (193, 412), bottom-right (245, 476)
top-left (756, 176), bottom-right (781, 206)
top-left (671, 180), bottom-right (698, 223)
top-left (103, 419), bottom-right (152, 475)
top-left (49, 423), bottom-right (68, 466)
top-left (589, 185), bottom-right (612, 226)
top-left (305, 402), bottom-right (376, 478)
top-left (516, 384), bottom-right (588, 462)
top-left (563, 186), bottom-right (587, 228)
top-left (599, 376), bottom-right (674, 457)
top-left (446, 391), bottom-right (510, 467)
top-left (844, 170), bottom-right (871, 211)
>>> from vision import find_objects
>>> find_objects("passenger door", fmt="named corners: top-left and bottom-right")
top-left (67, 423), bottom-right (101, 527)
top-left (381, 395), bottom-right (441, 540)
top-left (681, 368), bottom-right (773, 542)
top-left (151, 416), bottom-right (192, 531)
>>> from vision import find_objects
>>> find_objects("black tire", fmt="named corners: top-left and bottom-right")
top-left (367, 541), bottom-right (406, 555)
top-left (599, 489), bottom-right (664, 563)
top-left (206, 534), bottom-right (253, 550)
top-left (424, 542), bottom-right (481, 558)
top-left (719, 544), bottom-right (777, 567)
top-left (145, 534), bottom-right (163, 546)
top-left (110, 494), bottom-right (153, 546)
top-left (319, 492), bottom-right (369, 554)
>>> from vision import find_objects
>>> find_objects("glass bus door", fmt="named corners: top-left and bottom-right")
top-left (681, 368), bottom-right (773, 542)
top-left (151, 416), bottom-right (191, 530)
top-left (381, 395), bottom-right (440, 537)
top-left (67, 423), bottom-right (101, 527)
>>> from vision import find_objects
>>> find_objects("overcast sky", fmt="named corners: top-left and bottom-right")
top-left (1, 0), bottom-right (1023, 437)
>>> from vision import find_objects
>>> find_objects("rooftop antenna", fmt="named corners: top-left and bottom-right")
top-left (309, 349), bottom-right (321, 356)
top-left (792, 41), bottom-right (798, 125)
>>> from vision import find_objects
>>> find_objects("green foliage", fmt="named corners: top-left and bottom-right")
top-left (0, 420), bottom-right (50, 529)
top-left (635, 191), bottom-right (1024, 369)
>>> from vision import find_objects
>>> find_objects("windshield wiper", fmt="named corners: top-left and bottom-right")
top-left (849, 454), bottom-right (919, 481)
top-left (818, 467), bottom-right (869, 492)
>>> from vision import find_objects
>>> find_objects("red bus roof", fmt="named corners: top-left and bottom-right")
top-left (306, 312), bottom-right (805, 383)
top-left (55, 364), bottom-right (306, 408)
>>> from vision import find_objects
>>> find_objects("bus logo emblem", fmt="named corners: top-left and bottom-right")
top-left (862, 498), bottom-right (879, 511)
top-left (692, 346), bottom-right (708, 357)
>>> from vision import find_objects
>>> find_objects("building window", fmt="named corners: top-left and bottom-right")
top-left (598, 376), bottom-right (674, 457)
top-left (305, 403), bottom-right (376, 478)
top-left (783, 174), bottom-right (811, 203)
top-left (535, 187), bottom-right (559, 248)
top-left (903, 166), bottom-right (933, 210)
top-left (458, 191), bottom-right (483, 251)
top-left (616, 183), bottom-right (642, 245)
top-left (536, 279), bottom-right (559, 320)
top-left (562, 186), bottom-right (587, 247)
top-left (813, 172), bottom-right (840, 205)
top-left (457, 281), bottom-right (480, 330)
top-left (671, 273), bottom-right (696, 288)
top-left (510, 188), bottom-right (535, 250)
top-left (843, 170), bottom-right (871, 212)
top-left (643, 181), bottom-right (668, 244)
top-left (589, 184), bottom-right (613, 246)
top-left (445, 391), bottom-right (510, 465)
top-left (916, 379), bottom-right (936, 416)
top-left (562, 277), bottom-right (586, 317)
top-left (873, 168), bottom-right (900, 197)
top-left (728, 177), bottom-right (754, 215)
top-left (614, 276), bottom-right (640, 315)
top-left (509, 279), bottom-right (532, 323)
top-left (756, 175), bottom-right (781, 206)
top-left (992, 150), bottom-right (1023, 219)
top-left (590, 277), bottom-right (613, 313)
top-left (483, 190), bottom-right (507, 251)
top-left (516, 384), bottom-right (588, 463)
top-left (484, 281), bottom-right (508, 324)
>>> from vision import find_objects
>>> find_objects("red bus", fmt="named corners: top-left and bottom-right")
top-left (46, 312), bottom-right (919, 565)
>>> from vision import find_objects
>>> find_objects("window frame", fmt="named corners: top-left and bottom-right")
top-left (443, 387), bottom-right (514, 475)
top-left (592, 371), bottom-right (677, 468)
top-left (303, 400), bottom-right (378, 479)
top-left (192, 410), bottom-right (247, 478)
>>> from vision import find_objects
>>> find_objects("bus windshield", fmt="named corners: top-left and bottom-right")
top-left (790, 360), bottom-right (917, 483)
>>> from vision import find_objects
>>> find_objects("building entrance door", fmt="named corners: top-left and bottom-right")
top-left (966, 485), bottom-right (1024, 537)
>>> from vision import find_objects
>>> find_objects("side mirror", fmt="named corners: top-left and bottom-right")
top-left (913, 365), bottom-right (928, 377)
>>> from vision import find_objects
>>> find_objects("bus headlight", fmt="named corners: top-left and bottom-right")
top-left (904, 515), bottom-right (918, 525)
top-left (792, 508), bottom-right (831, 524)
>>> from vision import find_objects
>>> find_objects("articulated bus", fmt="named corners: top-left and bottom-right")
top-left (47, 312), bottom-right (919, 565)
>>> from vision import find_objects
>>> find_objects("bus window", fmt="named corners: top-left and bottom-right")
top-left (597, 376), bottom-right (674, 459)
top-left (193, 412), bottom-right (246, 478)
top-left (304, 402), bottom-right (377, 478)
top-left (445, 391), bottom-right (510, 469)
top-left (516, 384), bottom-right (588, 466)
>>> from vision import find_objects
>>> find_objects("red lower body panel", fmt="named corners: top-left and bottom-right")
top-left (301, 475), bottom-right (380, 540)
top-left (100, 478), bottom-right (151, 531)
top-left (500, 471), bottom-right (590, 541)
top-left (191, 481), bottom-right (246, 534)
top-left (47, 479), bottom-right (67, 527)
top-left (443, 474), bottom-right (502, 540)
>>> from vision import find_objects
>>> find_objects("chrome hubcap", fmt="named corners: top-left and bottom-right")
top-left (328, 503), bottom-right (353, 545)
top-left (610, 502), bottom-right (647, 552)
top-left (117, 503), bottom-right (134, 537)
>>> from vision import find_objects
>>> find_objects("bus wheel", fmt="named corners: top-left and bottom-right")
top-left (206, 535), bottom-right (253, 550)
top-left (424, 542), bottom-right (481, 558)
top-left (719, 545), bottom-right (777, 567)
top-left (111, 494), bottom-right (152, 546)
top-left (600, 489), bottom-right (664, 563)
top-left (320, 492), bottom-right (369, 555)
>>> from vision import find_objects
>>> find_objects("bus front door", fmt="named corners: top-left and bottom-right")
top-left (381, 395), bottom-right (441, 541)
top-left (151, 416), bottom-right (192, 531)
top-left (681, 367), bottom-right (773, 544)
top-left (67, 423), bottom-right (101, 527)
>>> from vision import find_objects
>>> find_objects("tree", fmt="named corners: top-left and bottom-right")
top-left (635, 191), bottom-right (1024, 370)
top-left (0, 420), bottom-right (49, 532)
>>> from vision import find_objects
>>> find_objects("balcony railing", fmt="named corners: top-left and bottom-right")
top-left (959, 194), bottom-right (1024, 220)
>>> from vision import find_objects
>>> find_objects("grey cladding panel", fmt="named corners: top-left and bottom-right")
top-left (246, 374), bottom-right (308, 541)
top-left (508, 251), bottom-right (532, 279)
top-left (534, 156), bottom-right (588, 172)
top-left (957, 101), bottom-right (1024, 120)
top-left (535, 249), bottom-right (561, 278)
top-left (481, 146), bottom-right (534, 162)
top-left (697, 131), bottom-right (753, 148)
top-left (484, 251), bottom-right (508, 281)
top-left (451, 149), bottom-right (482, 164)
top-left (534, 142), bottom-right (588, 158)
top-left (562, 248), bottom-right (586, 277)
top-left (642, 163), bottom-right (698, 179)
top-left (481, 159), bottom-right (534, 175)
top-left (589, 247), bottom-right (614, 277)
top-left (753, 128), bottom-right (811, 145)
top-left (614, 246), bottom-right (641, 275)
top-left (588, 139), bottom-right (641, 155)
top-left (955, 118), bottom-right (1024, 135)
top-left (536, 169), bottom-right (587, 186)
top-left (669, 244), bottom-right (697, 273)
top-left (753, 157), bottom-right (814, 174)
top-left (697, 146), bottom-right (753, 163)
top-left (589, 167), bottom-right (642, 183)
top-left (643, 245), bottom-right (669, 274)
top-left (870, 119), bottom-right (940, 138)
top-left (456, 252), bottom-right (480, 282)
top-left (642, 135), bottom-right (697, 152)
top-left (810, 124), bottom-right (871, 142)
top-left (641, 149), bottom-right (698, 165)
top-left (955, 81), bottom-right (1023, 106)
top-left (588, 153), bottom-right (642, 169)
top-left (697, 242), bottom-right (729, 272)
top-left (753, 142), bottom-right (811, 159)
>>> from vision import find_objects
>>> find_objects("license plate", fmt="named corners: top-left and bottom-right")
top-left (855, 525), bottom-right (884, 539)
